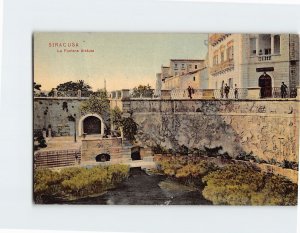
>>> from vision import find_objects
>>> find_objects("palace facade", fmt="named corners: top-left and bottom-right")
top-left (208, 33), bottom-right (299, 98)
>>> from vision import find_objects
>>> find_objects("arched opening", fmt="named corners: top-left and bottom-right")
top-left (131, 147), bottom-right (141, 160)
top-left (259, 73), bottom-right (272, 98)
top-left (83, 116), bottom-right (101, 135)
top-left (95, 153), bottom-right (110, 162)
top-left (78, 113), bottom-right (105, 137)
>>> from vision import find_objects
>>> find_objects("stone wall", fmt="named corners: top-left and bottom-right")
top-left (124, 99), bottom-right (299, 164)
top-left (81, 137), bottom-right (131, 162)
top-left (34, 98), bottom-right (85, 136)
top-left (34, 97), bottom-right (299, 165)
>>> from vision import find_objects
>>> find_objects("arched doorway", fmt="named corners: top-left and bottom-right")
top-left (259, 73), bottom-right (272, 98)
top-left (78, 113), bottom-right (105, 137)
top-left (83, 116), bottom-right (101, 134)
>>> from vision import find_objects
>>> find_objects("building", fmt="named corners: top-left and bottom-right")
top-left (208, 33), bottom-right (299, 98)
top-left (156, 59), bottom-right (208, 95)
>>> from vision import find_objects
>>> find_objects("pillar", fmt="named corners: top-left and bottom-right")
top-left (256, 35), bottom-right (260, 56)
top-left (77, 89), bottom-right (82, 98)
top-left (271, 34), bottom-right (274, 55)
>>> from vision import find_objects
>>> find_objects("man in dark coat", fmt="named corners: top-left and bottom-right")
top-left (187, 86), bottom-right (192, 99)
top-left (224, 83), bottom-right (230, 99)
top-left (281, 82), bottom-right (288, 98)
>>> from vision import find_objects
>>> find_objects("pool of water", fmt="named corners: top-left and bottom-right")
top-left (46, 167), bottom-right (212, 205)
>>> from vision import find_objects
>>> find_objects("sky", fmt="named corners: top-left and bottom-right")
top-left (34, 32), bottom-right (208, 92)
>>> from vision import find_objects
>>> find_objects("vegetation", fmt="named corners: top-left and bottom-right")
top-left (33, 82), bottom-right (41, 94)
top-left (131, 84), bottom-right (154, 98)
top-left (33, 130), bottom-right (47, 151)
top-left (110, 106), bottom-right (122, 131)
top-left (120, 117), bottom-right (138, 142)
top-left (33, 82), bottom-right (47, 96)
top-left (157, 155), bottom-right (218, 186)
top-left (156, 155), bottom-right (298, 206)
top-left (202, 164), bottom-right (298, 206)
top-left (48, 80), bottom-right (93, 96)
top-left (34, 165), bottom-right (129, 203)
top-left (80, 90), bottom-right (110, 131)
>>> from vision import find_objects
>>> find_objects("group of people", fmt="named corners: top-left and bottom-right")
top-left (220, 83), bottom-right (239, 99)
top-left (186, 81), bottom-right (289, 99)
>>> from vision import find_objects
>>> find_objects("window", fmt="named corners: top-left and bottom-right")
top-left (221, 51), bottom-right (224, 63)
top-left (181, 64), bottom-right (185, 69)
top-left (193, 77), bottom-right (196, 81)
top-left (213, 55), bottom-right (218, 65)
top-left (274, 35), bottom-right (280, 54)
top-left (189, 64), bottom-right (192, 68)
top-left (195, 65), bottom-right (198, 69)
top-left (226, 46), bottom-right (234, 60)
top-left (250, 38), bottom-right (256, 55)
top-left (174, 63), bottom-right (178, 70)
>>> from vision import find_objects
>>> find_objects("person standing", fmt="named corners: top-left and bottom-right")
top-left (281, 82), bottom-right (288, 98)
top-left (234, 84), bottom-right (238, 99)
top-left (187, 86), bottom-right (192, 99)
top-left (224, 83), bottom-right (230, 99)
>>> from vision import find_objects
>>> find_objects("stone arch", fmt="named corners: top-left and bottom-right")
top-left (78, 113), bottom-right (105, 136)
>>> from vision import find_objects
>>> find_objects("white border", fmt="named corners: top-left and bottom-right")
top-left (0, 0), bottom-right (299, 233)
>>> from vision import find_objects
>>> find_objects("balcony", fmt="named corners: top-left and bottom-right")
top-left (257, 55), bottom-right (272, 61)
top-left (210, 59), bottom-right (234, 75)
top-left (209, 34), bottom-right (230, 46)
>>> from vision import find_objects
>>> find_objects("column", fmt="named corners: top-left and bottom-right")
top-left (256, 35), bottom-right (260, 56)
top-left (271, 34), bottom-right (274, 55)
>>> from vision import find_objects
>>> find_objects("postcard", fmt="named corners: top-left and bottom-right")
top-left (33, 32), bottom-right (299, 205)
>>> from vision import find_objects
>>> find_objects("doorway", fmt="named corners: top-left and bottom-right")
top-left (259, 73), bottom-right (272, 98)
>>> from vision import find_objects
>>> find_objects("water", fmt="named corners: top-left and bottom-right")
top-left (47, 167), bottom-right (212, 205)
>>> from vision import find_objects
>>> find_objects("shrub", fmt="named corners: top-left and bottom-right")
top-left (34, 168), bottom-right (62, 203)
top-left (157, 155), bottom-right (218, 185)
top-left (202, 164), bottom-right (298, 206)
top-left (33, 164), bottom-right (130, 203)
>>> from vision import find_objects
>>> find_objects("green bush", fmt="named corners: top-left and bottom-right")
top-left (33, 165), bottom-right (129, 203)
top-left (202, 165), bottom-right (298, 206)
top-left (34, 168), bottom-right (63, 203)
top-left (157, 155), bottom-right (218, 185)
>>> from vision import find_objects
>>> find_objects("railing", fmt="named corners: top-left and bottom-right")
top-left (270, 87), bottom-right (297, 98)
top-left (171, 89), bottom-right (203, 99)
top-left (34, 149), bottom-right (81, 168)
top-left (213, 88), bottom-right (248, 99)
top-left (258, 55), bottom-right (271, 61)
top-left (212, 87), bottom-right (297, 99)
top-left (210, 59), bottom-right (234, 75)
